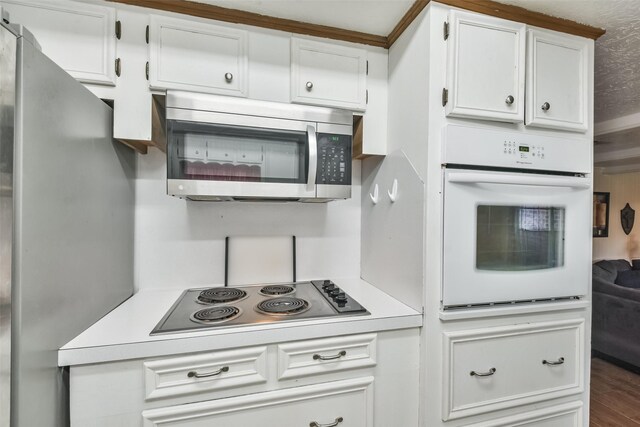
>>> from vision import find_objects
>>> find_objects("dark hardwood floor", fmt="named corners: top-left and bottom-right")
top-left (590, 357), bottom-right (640, 426)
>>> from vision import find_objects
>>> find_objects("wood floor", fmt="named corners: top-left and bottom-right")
top-left (590, 357), bottom-right (640, 426)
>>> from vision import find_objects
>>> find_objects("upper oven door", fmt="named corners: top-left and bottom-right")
top-left (166, 108), bottom-right (318, 200)
top-left (442, 168), bottom-right (591, 308)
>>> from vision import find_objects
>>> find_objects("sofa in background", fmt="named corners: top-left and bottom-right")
top-left (592, 259), bottom-right (640, 370)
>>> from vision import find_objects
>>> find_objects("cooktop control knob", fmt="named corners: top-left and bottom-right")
top-left (324, 284), bottom-right (336, 293)
top-left (310, 280), bottom-right (368, 314)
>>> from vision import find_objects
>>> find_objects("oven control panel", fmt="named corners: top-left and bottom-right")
top-left (311, 280), bottom-right (368, 314)
top-left (504, 141), bottom-right (545, 160)
top-left (443, 125), bottom-right (590, 174)
top-left (317, 133), bottom-right (352, 185)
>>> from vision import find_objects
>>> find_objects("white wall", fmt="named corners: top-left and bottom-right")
top-left (134, 149), bottom-right (362, 291)
top-left (593, 167), bottom-right (640, 261)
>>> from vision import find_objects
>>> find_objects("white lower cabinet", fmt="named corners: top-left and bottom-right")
top-left (142, 376), bottom-right (374, 427)
top-left (69, 329), bottom-right (419, 427)
top-left (443, 318), bottom-right (585, 421)
top-left (462, 401), bottom-right (583, 427)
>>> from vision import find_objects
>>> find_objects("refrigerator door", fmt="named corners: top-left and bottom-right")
top-left (0, 24), bottom-right (16, 427)
top-left (11, 34), bottom-right (135, 426)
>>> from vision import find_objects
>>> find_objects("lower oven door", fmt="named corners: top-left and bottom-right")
top-left (442, 168), bottom-right (591, 308)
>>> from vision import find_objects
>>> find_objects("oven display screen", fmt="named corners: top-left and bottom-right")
top-left (519, 146), bottom-right (529, 152)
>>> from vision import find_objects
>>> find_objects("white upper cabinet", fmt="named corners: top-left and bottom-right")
top-left (291, 37), bottom-right (367, 111)
top-left (148, 15), bottom-right (248, 97)
top-left (445, 10), bottom-right (526, 123)
top-left (526, 29), bottom-right (589, 132)
top-left (1, 0), bottom-right (117, 85)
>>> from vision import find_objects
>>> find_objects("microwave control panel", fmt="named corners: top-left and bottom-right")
top-left (317, 133), bottom-right (352, 185)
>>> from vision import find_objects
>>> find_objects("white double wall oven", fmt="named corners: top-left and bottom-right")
top-left (441, 125), bottom-right (592, 308)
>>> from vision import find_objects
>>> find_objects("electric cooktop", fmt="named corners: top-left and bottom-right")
top-left (150, 280), bottom-right (369, 335)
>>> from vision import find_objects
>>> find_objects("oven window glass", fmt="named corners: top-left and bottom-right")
top-left (167, 120), bottom-right (308, 183)
top-left (476, 206), bottom-right (565, 271)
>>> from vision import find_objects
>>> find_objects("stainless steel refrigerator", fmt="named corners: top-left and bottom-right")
top-left (0, 18), bottom-right (135, 427)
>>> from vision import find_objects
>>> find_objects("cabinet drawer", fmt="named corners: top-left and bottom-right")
top-left (443, 319), bottom-right (585, 420)
top-left (142, 376), bottom-right (374, 427)
top-left (277, 333), bottom-right (377, 380)
top-left (463, 401), bottom-right (583, 427)
top-left (144, 346), bottom-right (267, 400)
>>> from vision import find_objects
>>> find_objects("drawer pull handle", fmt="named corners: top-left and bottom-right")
top-left (470, 367), bottom-right (496, 377)
top-left (310, 416), bottom-right (343, 427)
top-left (187, 366), bottom-right (229, 378)
top-left (543, 357), bottom-right (565, 366)
top-left (313, 350), bottom-right (347, 361)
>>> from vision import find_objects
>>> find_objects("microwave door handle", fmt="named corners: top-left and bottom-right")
top-left (447, 172), bottom-right (590, 189)
top-left (307, 125), bottom-right (318, 191)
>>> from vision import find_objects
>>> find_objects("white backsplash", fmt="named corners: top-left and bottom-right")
top-left (134, 149), bottom-right (362, 291)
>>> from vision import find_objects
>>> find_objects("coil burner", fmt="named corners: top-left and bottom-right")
top-left (255, 297), bottom-right (310, 316)
top-left (190, 306), bottom-right (241, 324)
top-left (196, 287), bottom-right (247, 305)
top-left (259, 284), bottom-right (295, 297)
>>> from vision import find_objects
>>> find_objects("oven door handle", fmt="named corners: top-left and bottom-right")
top-left (447, 172), bottom-right (590, 189)
top-left (307, 124), bottom-right (318, 191)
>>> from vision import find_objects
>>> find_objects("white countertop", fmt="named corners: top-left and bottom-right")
top-left (59, 278), bottom-right (422, 366)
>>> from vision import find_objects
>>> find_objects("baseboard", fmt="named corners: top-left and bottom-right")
top-left (592, 350), bottom-right (640, 374)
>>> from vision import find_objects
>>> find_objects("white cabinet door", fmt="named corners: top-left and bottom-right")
top-left (149, 15), bottom-right (248, 97)
top-left (1, 0), bottom-right (116, 85)
top-left (142, 377), bottom-right (374, 427)
top-left (291, 37), bottom-right (367, 111)
top-left (526, 29), bottom-right (589, 132)
top-left (443, 319), bottom-right (585, 421)
top-left (445, 10), bottom-right (525, 123)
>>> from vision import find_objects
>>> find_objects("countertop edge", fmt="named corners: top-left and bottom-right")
top-left (58, 313), bottom-right (422, 366)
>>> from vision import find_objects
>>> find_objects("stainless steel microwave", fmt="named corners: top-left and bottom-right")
top-left (165, 91), bottom-right (353, 202)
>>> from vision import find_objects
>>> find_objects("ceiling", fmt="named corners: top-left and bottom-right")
top-left (194, 0), bottom-right (638, 125)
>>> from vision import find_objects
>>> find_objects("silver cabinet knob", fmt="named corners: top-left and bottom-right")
top-left (541, 102), bottom-right (551, 111)
top-left (224, 72), bottom-right (233, 83)
top-left (306, 81), bottom-right (314, 91)
top-left (505, 95), bottom-right (515, 105)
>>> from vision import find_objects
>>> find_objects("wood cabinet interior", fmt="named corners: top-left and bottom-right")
top-left (352, 115), bottom-right (366, 160)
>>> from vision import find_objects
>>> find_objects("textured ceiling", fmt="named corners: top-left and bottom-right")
top-left (497, 0), bottom-right (640, 124)
top-left (191, 0), bottom-right (415, 36)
